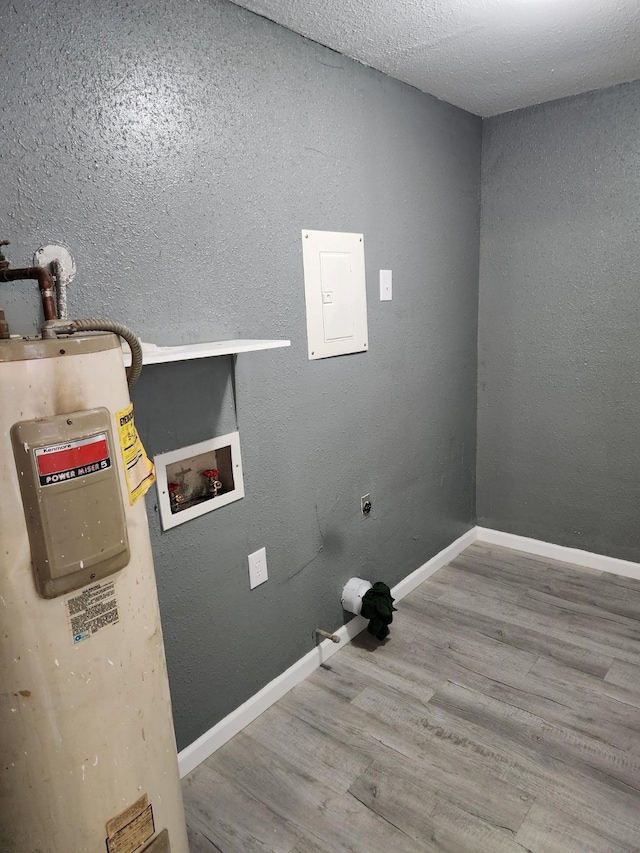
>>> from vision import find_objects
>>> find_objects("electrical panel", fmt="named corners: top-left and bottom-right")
top-left (302, 230), bottom-right (369, 360)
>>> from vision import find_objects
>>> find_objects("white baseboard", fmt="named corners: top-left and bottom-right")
top-left (390, 526), bottom-right (478, 600)
top-left (178, 525), bottom-right (476, 778)
top-left (476, 526), bottom-right (640, 581)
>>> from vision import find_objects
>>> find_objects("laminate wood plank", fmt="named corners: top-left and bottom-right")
top-left (344, 672), bottom-right (640, 849)
top-left (323, 647), bottom-right (439, 706)
top-left (599, 571), bottom-right (640, 593)
top-left (346, 611), bottom-right (529, 698)
top-left (305, 659), bottom-right (376, 701)
top-left (425, 564), bottom-right (525, 604)
top-left (188, 826), bottom-right (223, 852)
top-left (424, 698), bottom-right (640, 848)
top-left (515, 590), bottom-right (640, 660)
top-left (605, 658), bottom-right (640, 695)
top-left (520, 586), bottom-right (640, 628)
top-left (458, 542), bottom-right (607, 585)
top-left (386, 600), bottom-right (540, 684)
top-left (327, 669), bottom-right (639, 844)
top-left (288, 835), bottom-right (334, 853)
top-left (466, 542), bottom-right (604, 580)
top-left (183, 761), bottom-right (300, 853)
top-left (309, 624), bottom-right (640, 848)
top-left (401, 589), bottom-right (584, 671)
top-left (436, 582), bottom-right (640, 666)
top-left (430, 679), bottom-right (640, 792)
top-left (348, 759), bottom-right (532, 853)
top-left (241, 702), bottom-right (372, 795)
top-left (415, 581), bottom-right (447, 599)
top-left (208, 731), bottom-right (430, 853)
top-left (456, 545), bottom-right (640, 620)
top-left (514, 800), bottom-right (635, 853)
top-left (442, 559), bottom-right (640, 627)
top-left (286, 674), bottom-right (519, 804)
top-left (279, 676), bottom-right (437, 776)
top-left (416, 649), bottom-right (640, 757)
top-left (457, 546), bottom-right (633, 602)
top-left (404, 584), bottom-right (613, 677)
top-left (527, 655), bottom-right (640, 736)
top-left (299, 667), bottom-right (537, 829)
top-left (348, 726), bottom-right (533, 834)
top-left (469, 545), bottom-right (640, 604)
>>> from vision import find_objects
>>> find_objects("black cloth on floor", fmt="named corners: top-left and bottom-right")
top-left (360, 582), bottom-right (396, 640)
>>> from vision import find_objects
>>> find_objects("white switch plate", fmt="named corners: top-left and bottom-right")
top-left (248, 547), bottom-right (268, 589)
top-left (380, 269), bottom-right (392, 301)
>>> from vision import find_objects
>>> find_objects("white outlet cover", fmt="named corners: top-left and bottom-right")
top-left (248, 546), bottom-right (268, 589)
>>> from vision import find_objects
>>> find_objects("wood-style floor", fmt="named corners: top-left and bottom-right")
top-left (183, 542), bottom-right (640, 852)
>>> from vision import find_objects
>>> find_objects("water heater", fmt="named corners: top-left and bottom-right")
top-left (0, 282), bottom-right (189, 850)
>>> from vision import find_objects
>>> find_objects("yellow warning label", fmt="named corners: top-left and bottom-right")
top-left (116, 404), bottom-right (155, 505)
top-left (106, 802), bottom-right (154, 853)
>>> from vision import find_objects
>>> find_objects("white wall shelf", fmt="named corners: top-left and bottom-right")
top-left (121, 339), bottom-right (291, 367)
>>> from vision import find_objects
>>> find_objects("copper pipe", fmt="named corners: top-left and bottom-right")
top-left (0, 266), bottom-right (57, 321)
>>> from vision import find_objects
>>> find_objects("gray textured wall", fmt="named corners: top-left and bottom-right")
top-left (478, 81), bottom-right (640, 562)
top-left (1, 0), bottom-right (480, 749)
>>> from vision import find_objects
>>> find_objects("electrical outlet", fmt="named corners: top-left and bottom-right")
top-left (361, 493), bottom-right (372, 516)
top-left (248, 547), bottom-right (268, 589)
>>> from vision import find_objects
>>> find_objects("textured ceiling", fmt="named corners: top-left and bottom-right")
top-left (228, 0), bottom-right (640, 116)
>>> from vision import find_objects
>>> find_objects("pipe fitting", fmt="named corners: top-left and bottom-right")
top-left (0, 266), bottom-right (57, 321)
top-left (41, 319), bottom-right (75, 339)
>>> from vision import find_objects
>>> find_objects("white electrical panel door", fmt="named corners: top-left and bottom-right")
top-left (302, 230), bottom-right (368, 360)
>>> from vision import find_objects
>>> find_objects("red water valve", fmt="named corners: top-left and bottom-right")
top-left (168, 482), bottom-right (184, 512)
top-left (202, 469), bottom-right (222, 497)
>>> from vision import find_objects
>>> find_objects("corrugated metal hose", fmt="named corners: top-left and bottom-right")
top-left (70, 318), bottom-right (143, 388)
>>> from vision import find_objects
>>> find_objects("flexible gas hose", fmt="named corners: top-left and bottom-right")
top-left (70, 318), bottom-right (143, 388)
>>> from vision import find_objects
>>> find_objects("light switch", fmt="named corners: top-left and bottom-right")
top-left (380, 270), bottom-right (392, 301)
top-left (302, 230), bottom-right (368, 360)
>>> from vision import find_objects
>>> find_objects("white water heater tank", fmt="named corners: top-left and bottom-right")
top-left (0, 332), bottom-right (189, 853)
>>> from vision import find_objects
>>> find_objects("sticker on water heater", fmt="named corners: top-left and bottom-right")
top-left (106, 800), bottom-right (155, 853)
top-left (34, 432), bottom-right (111, 486)
top-left (116, 403), bottom-right (155, 505)
top-left (106, 794), bottom-right (156, 853)
top-left (67, 580), bottom-right (119, 644)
